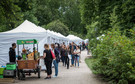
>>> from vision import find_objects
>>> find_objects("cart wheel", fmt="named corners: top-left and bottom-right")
top-left (21, 72), bottom-right (26, 80)
top-left (19, 70), bottom-right (25, 80)
top-left (37, 66), bottom-right (40, 78)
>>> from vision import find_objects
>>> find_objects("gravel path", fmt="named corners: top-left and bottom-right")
top-left (8, 51), bottom-right (107, 84)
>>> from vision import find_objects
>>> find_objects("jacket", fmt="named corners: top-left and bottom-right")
top-left (9, 47), bottom-right (16, 62)
top-left (69, 45), bottom-right (76, 54)
top-left (54, 48), bottom-right (60, 63)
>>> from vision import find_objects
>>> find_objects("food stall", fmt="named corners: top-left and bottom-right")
top-left (16, 39), bottom-right (40, 80)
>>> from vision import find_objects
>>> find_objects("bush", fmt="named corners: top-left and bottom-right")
top-left (90, 29), bottom-right (135, 84)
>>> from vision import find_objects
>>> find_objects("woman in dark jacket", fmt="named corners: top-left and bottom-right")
top-left (64, 45), bottom-right (69, 69)
top-left (42, 44), bottom-right (53, 79)
top-left (51, 44), bottom-right (60, 77)
top-left (61, 45), bottom-right (66, 66)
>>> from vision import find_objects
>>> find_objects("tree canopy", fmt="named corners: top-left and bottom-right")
top-left (46, 20), bottom-right (69, 36)
top-left (0, 0), bottom-right (86, 38)
top-left (80, 0), bottom-right (135, 38)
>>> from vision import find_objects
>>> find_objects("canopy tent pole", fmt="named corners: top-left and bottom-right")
top-left (37, 44), bottom-right (38, 52)
top-left (23, 44), bottom-right (24, 49)
top-left (18, 45), bottom-right (19, 56)
top-left (33, 43), bottom-right (35, 60)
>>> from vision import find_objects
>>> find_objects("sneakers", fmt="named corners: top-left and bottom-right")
top-left (53, 75), bottom-right (57, 78)
top-left (70, 64), bottom-right (74, 67)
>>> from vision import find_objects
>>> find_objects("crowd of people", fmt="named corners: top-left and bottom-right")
top-left (9, 41), bottom-right (89, 79)
top-left (41, 42), bottom-right (82, 79)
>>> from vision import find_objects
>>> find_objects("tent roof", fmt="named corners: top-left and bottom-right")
top-left (3, 20), bottom-right (46, 33)
top-left (67, 35), bottom-right (82, 41)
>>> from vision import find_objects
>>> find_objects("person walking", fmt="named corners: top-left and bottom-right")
top-left (51, 44), bottom-right (60, 77)
top-left (82, 41), bottom-right (86, 50)
top-left (74, 46), bottom-right (81, 68)
top-left (70, 42), bottom-right (76, 67)
top-left (79, 42), bottom-right (82, 63)
top-left (9, 43), bottom-right (16, 63)
top-left (42, 44), bottom-right (53, 79)
top-left (79, 42), bottom-right (81, 50)
top-left (61, 45), bottom-right (66, 66)
top-left (64, 45), bottom-right (69, 69)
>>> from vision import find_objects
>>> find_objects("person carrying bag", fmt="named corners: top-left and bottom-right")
top-left (51, 44), bottom-right (60, 77)
top-left (41, 44), bottom-right (53, 79)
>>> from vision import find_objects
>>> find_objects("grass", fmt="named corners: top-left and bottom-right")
top-left (85, 58), bottom-right (101, 74)
top-left (85, 58), bottom-right (96, 72)
top-left (85, 58), bottom-right (109, 83)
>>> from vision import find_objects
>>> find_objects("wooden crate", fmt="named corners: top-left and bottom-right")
top-left (17, 60), bottom-right (38, 69)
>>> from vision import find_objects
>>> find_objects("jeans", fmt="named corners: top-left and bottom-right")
top-left (61, 56), bottom-right (65, 65)
top-left (71, 54), bottom-right (75, 65)
top-left (53, 60), bottom-right (58, 76)
top-left (75, 56), bottom-right (79, 67)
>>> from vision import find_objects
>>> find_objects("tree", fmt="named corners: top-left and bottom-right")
top-left (36, 0), bottom-right (86, 36)
top-left (80, 0), bottom-right (135, 37)
top-left (36, 0), bottom-right (62, 26)
top-left (60, 0), bottom-right (86, 34)
top-left (18, 0), bottom-right (39, 25)
top-left (46, 20), bottom-right (69, 36)
top-left (0, 0), bottom-right (23, 32)
top-left (0, 0), bottom-right (86, 39)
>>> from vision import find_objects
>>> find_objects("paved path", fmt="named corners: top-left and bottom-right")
top-left (9, 51), bottom-right (107, 84)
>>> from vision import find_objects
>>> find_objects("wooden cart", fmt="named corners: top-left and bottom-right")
top-left (17, 60), bottom-right (40, 80)
top-left (16, 39), bottom-right (40, 80)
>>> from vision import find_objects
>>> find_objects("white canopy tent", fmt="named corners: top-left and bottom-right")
top-left (0, 20), bottom-right (82, 68)
top-left (84, 39), bottom-right (89, 44)
top-left (3, 20), bottom-right (46, 33)
top-left (0, 20), bottom-right (67, 66)
top-left (66, 35), bottom-right (83, 45)
top-left (0, 20), bottom-right (47, 65)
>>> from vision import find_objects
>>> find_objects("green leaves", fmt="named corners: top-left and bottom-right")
top-left (0, 0), bottom-right (85, 38)
top-left (0, 0), bottom-right (23, 31)
top-left (82, 0), bottom-right (135, 83)
top-left (46, 20), bottom-right (69, 36)
top-left (90, 29), bottom-right (135, 84)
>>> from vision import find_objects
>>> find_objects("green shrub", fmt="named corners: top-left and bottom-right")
top-left (90, 29), bottom-right (135, 84)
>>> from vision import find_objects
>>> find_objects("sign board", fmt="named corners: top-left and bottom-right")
top-left (17, 39), bottom-right (38, 45)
